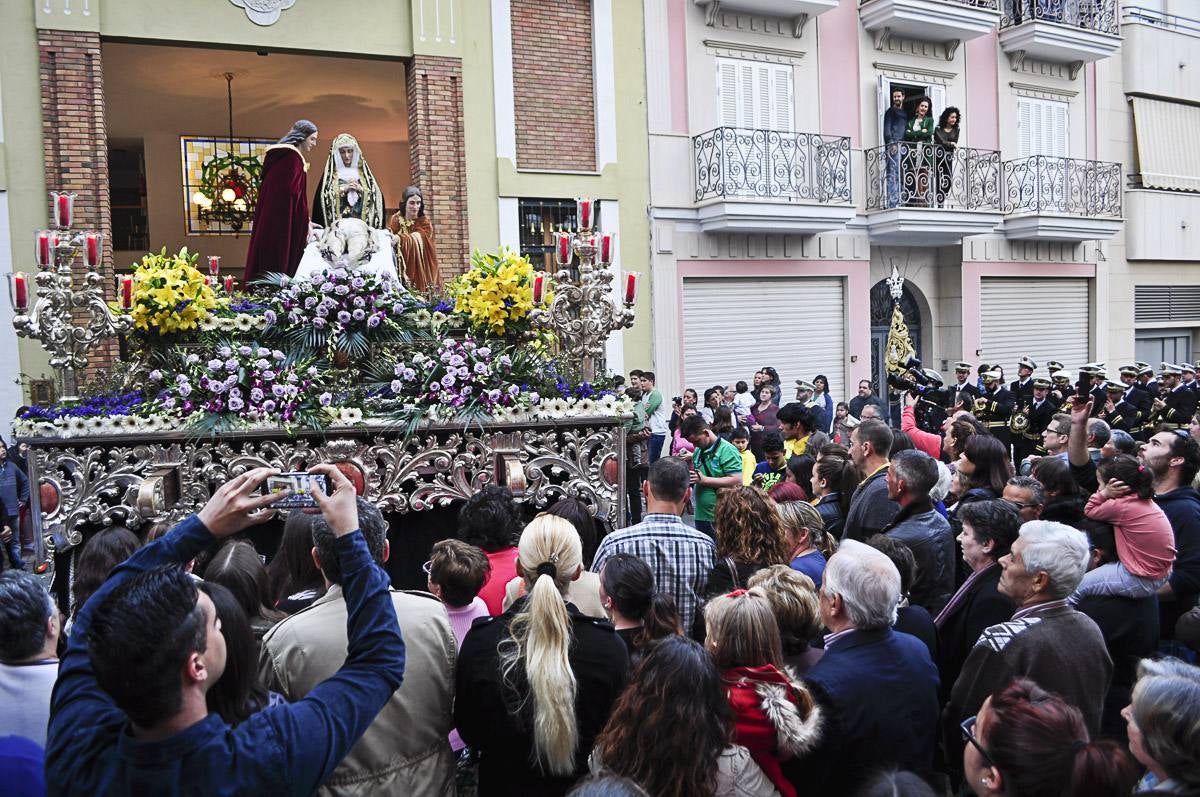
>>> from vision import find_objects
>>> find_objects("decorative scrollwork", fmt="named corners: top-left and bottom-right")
top-left (1000, 0), bottom-right (1118, 35)
top-left (694, 127), bottom-right (852, 204)
top-left (1002, 156), bottom-right (1122, 217)
top-left (866, 143), bottom-right (1001, 212)
top-left (25, 420), bottom-right (624, 566)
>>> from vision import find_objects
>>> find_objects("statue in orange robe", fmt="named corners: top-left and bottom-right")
top-left (386, 185), bottom-right (442, 290)
top-left (243, 120), bottom-right (318, 284)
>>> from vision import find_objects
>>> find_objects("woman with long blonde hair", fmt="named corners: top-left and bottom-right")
top-left (455, 514), bottom-right (630, 796)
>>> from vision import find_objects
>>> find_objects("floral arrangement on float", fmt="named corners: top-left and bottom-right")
top-left (16, 241), bottom-right (631, 440)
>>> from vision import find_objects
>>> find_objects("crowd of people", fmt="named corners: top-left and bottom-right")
top-left (1, 358), bottom-right (1200, 796)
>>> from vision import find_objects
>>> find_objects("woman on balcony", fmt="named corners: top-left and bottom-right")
top-left (935, 107), bottom-right (961, 209)
top-left (902, 97), bottom-right (935, 207)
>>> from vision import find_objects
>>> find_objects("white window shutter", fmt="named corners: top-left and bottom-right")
top-left (717, 59), bottom-right (740, 128)
top-left (772, 64), bottom-right (794, 132)
top-left (930, 85), bottom-right (947, 125)
top-left (877, 75), bottom-right (890, 146)
top-left (1017, 99), bottom-right (1033, 159)
top-left (1051, 101), bottom-right (1069, 157)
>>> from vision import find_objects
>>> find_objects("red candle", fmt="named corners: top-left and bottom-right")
top-left (224, 275), bottom-right (235, 294)
top-left (84, 233), bottom-right (102, 268)
top-left (532, 273), bottom-right (546, 305)
top-left (556, 232), bottom-right (572, 266)
top-left (55, 193), bottom-right (74, 229)
top-left (35, 231), bottom-right (51, 268)
top-left (576, 197), bottom-right (593, 232)
top-left (599, 232), bottom-right (614, 265)
top-left (120, 275), bottom-right (133, 310)
top-left (208, 255), bottom-right (221, 277)
top-left (14, 273), bottom-right (28, 311)
top-left (623, 272), bottom-right (637, 305)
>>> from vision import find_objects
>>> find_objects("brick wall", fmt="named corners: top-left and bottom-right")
top-left (407, 54), bottom-right (469, 278)
top-left (511, 0), bottom-right (597, 171)
top-left (38, 30), bottom-right (119, 375)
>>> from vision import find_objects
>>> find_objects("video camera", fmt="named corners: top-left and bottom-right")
top-left (887, 355), bottom-right (954, 409)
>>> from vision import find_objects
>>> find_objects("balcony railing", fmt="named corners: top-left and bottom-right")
top-left (860, 0), bottom-right (998, 8)
top-left (865, 143), bottom-right (1001, 211)
top-left (1000, 0), bottom-right (1118, 35)
top-left (1002, 156), bottom-right (1122, 217)
top-left (693, 127), bottom-right (852, 204)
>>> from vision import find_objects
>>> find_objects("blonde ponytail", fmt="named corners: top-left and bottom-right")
top-left (498, 515), bottom-right (583, 775)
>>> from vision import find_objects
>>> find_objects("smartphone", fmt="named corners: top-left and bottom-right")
top-left (262, 472), bottom-right (328, 508)
top-left (1075, 370), bottom-right (1092, 401)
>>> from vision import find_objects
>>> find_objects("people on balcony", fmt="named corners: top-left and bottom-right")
top-left (935, 108), bottom-right (961, 209)
top-left (883, 88), bottom-right (908, 209)
top-left (903, 97), bottom-right (936, 207)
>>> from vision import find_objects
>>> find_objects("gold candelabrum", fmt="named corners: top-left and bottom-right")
top-left (7, 193), bottom-right (132, 401)
top-left (529, 197), bottom-right (637, 385)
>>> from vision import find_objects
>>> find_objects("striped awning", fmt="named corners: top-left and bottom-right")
top-left (1131, 96), bottom-right (1200, 193)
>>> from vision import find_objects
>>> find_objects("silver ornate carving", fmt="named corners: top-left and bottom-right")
top-left (229, 0), bottom-right (297, 26)
top-left (26, 419), bottom-right (625, 563)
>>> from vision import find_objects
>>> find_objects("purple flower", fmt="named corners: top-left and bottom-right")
top-left (390, 379), bottom-right (403, 393)
top-left (255, 358), bottom-right (270, 370)
top-left (478, 347), bottom-right (492, 358)
top-left (367, 314), bottom-right (381, 328)
top-left (264, 310), bottom-right (277, 325)
top-left (250, 388), bottom-right (265, 402)
top-left (474, 362), bottom-right (488, 375)
top-left (429, 382), bottom-right (441, 393)
top-left (176, 374), bottom-right (190, 385)
top-left (441, 373), bottom-right (457, 388)
top-left (148, 370), bottom-right (163, 382)
top-left (462, 386), bottom-right (473, 396)
top-left (319, 392), bottom-right (332, 407)
top-left (313, 317), bottom-right (326, 328)
top-left (307, 366), bottom-right (319, 377)
top-left (238, 346), bottom-right (253, 356)
top-left (178, 384), bottom-right (192, 397)
top-left (402, 368), bottom-right (417, 380)
top-left (224, 359), bottom-right (238, 372)
top-left (218, 346), bottom-right (232, 358)
top-left (448, 355), bottom-right (465, 367)
top-left (391, 303), bottom-right (404, 315)
top-left (207, 359), bottom-right (223, 370)
top-left (351, 276), bottom-right (366, 290)
top-left (261, 370), bottom-right (276, 381)
top-left (186, 354), bottom-right (200, 365)
top-left (352, 308), bottom-right (365, 321)
top-left (262, 399), bottom-right (277, 412)
top-left (320, 282), bottom-right (335, 293)
top-left (227, 396), bottom-right (245, 411)
top-left (257, 347), bottom-right (270, 358)
top-left (352, 296), bottom-right (366, 308)
top-left (334, 284), bottom-right (350, 296)
top-left (288, 312), bottom-right (302, 325)
top-left (529, 392), bottom-right (540, 404)
top-left (304, 296), bottom-right (318, 308)
top-left (507, 384), bottom-right (520, 396)
top-left (487, 389), bottom-right (501, 402)
top-left (337, 311), bottom-right (352, 324)
top-left (272, 384), bottom-right (286, 398)
top-left (273, 350), bottom-right (285, 360)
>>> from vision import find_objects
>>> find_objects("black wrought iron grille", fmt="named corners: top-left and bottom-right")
top-left (1002, 156), bottom-right (1122, 216)
top-left (865, 143), bottom-right (1001, 211)
top-left (693, 128), bottom-right (852, 204)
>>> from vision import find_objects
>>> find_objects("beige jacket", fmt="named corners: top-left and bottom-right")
top-left (259, 586), bottom-right (457, 797)
top-left (501, 569), bottom-right (607, 618)
top-left (590, 745), bottom-right (779, 796)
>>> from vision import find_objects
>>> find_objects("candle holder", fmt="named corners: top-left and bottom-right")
top-left (9, 194), bottom-right (132, 401)
top-left (531, 198), bottom-right (635, 385)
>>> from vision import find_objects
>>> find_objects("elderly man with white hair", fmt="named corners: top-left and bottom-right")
top-left (788, 540), bottom-right (940, 794)
top-left (943, 520), bottom-right (1112, 779)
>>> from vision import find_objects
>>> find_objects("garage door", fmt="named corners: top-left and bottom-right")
top-left (981, 278), bottom-right (1089, 373)
top-left (682, 277), bottom-right (845, 401)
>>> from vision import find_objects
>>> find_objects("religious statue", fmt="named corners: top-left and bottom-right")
top-left (312, 133), bottom-right (385, 229)
top-left (293, 218), bottom-right (400, 282)
top-left (387, 186), bottom-right (441, 290)
top-left (243, 120), bottom-right (319, 284)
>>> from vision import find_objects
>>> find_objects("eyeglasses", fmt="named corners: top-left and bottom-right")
top-left (960, 715), bottom-right (995, 767)
top-left (421, 560), bottom-right (433, 577)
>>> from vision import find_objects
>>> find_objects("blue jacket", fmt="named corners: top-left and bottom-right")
top-left (45, 515), bottom-right (406, 796)
top-left (792, 628), bottom-right (939, 794)
top-left (884, 107), bottom-right (908, 145)
top-left (0, 460), bottom-right (28, 518)
top-left (1155, 486), bottom-right (1200, 636)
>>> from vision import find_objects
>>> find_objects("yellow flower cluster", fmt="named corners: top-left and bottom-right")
top-left (129, 247), bottom-right (222, 334)
top-left (449, 248), bottom-right (551, 336)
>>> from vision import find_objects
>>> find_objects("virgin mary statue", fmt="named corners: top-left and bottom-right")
top-left (243, 120), bottom-right (318, 283)
top-left (312, 133), bottom-right (385, 229)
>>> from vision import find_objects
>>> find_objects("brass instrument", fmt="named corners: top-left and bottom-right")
top-left (1009, 405), bottom-right (1031, 434)
top-left (973, 396), bottom-right (988, 413)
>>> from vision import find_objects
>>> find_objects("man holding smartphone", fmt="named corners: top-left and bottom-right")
top-left (46, 464), bottom-right (407, 796)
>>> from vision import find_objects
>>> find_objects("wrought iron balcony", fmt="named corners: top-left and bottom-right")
top-left (998, 0), bottom-right (1121, 65)
top-left (864, 142), bottom-right (1003, 244)
top-left (694, 127), bottom-right (851, 204)
top-left (1000, 0), bottom-right (1118, 35)
top-left (865, 142), bottom-right (1001, 211)
top-left (1000, 155), bottom-right (1123, 240)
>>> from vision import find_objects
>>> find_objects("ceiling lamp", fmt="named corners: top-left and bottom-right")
top-left (192, 73), bottom-right (260, 234)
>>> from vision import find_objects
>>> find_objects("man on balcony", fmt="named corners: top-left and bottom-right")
top-left (884, 88), bottom-right (908, 209)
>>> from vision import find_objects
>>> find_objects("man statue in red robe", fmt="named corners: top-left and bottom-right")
top-left (243, 120), bottom-right (319, 284)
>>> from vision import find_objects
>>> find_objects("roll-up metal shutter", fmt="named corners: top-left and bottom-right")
top-left (981, 278), bottom-right (1089, 372)
top-left (681, 277), bottom-right (845, 400)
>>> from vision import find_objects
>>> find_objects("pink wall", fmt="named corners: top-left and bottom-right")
top-left (817, 0), bottom-right (861, 146)
top-left (675, 259), bottom-right (872, 389)
top-left (668, 0), bottom-right (689, 135)
top-left (960, 262), bottom-right (1097, 359)
top-left (965, 31), bottom-right (1000, 150)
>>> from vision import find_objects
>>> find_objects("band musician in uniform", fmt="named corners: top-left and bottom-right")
top-left (952, 361), bottom-right (980, 407)
top-left (973, 369), bottom-right (1014, 450)
top-left (1150, 363), bottom-right (1198, 431)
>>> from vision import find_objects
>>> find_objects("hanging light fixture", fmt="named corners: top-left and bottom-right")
top-left (192, 73), bottom-right (260, 234)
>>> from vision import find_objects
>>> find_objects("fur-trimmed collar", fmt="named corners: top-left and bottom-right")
top-left (726, 665), bottom-right (823, 755)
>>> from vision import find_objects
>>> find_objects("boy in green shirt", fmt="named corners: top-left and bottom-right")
top-left (680, 414), bottom-right (744, 537)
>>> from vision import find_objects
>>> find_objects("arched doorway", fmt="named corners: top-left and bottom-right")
top-left (870, 279), bottom-right (923, 404)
